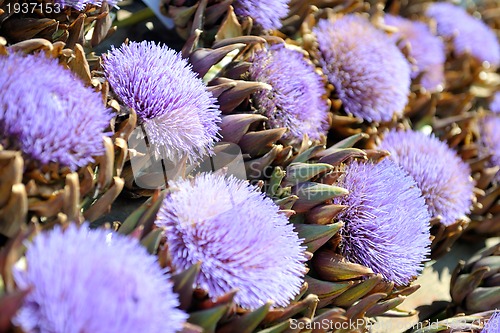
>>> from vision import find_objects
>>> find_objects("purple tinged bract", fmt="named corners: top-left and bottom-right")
top-left (0, 53), bottom-right (112, 171)
top-left (479, 115), bottom-right (500, 182)
top-left (155, 173), bottom-right (307, 309)
top-left (233, 0), bottom-right (289, 30)
top-left (13, 224), bottom-right (187, 333)
top-left (426, 3), bottom-right (500, 67)
top-left (249, 43), bottom-right (330, 143)
top-left (378, 129), bottom-right (474, 226)
top-left (313, 15), bottom-right (411, 123)
top-left (103, 41), bottom-right (221, 163)
top-left (385, 14), bottom-right (446, 92)
top-left (333, 159), bottom-right (431, 286)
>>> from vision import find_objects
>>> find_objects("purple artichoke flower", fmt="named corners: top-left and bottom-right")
top-left (333, 159), bottom-right (431, 286)
top-left (249, 43), bottom-right (330, 143)
top-left (233, 0), bottom-right (289, 30)
top-left (426, 3), bottom-right (500, 67)
top-left (378, 129), bottom-right (474, 226)
top-left (479, 115), bottom-right (500, 182)
top-left (55, 0), bottom-right (118, 10)
top-left (0, 53), bottom-right (112, 171)
top-left (482, 311), bottom-right (500, 333)
top-left (103, 41), bottom-right (221, 163)
top-left (13, 223), bottom-right (187, 333)
top-left (490, 92), bottom-right (500, 113)
top-left (385, 14), bottom-right (446, 92)
top-left (155, 172), bottom-right (307, 309)
top-left (313, 15), bottom-right (411, 123)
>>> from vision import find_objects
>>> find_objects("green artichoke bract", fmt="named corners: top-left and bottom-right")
top-left (450, 243), bottom-right (500, 314)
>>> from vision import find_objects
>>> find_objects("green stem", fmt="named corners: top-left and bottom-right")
top-left (115, 7), bottom-right (155, 28)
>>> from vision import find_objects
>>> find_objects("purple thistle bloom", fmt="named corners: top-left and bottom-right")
top-left (479, 115), bottom-right (500, 182)
top-left (313, 15), bottom-right (411, 123)
top-left (426, 3), bottom-right (500, 67)
top-left (333, 159), bottom-right (431, 286)
top-left (103, 41), bottom-right (221, 163)
top-left (0, 53), bottom-right (112, 171)
top-left (482, 311), bottom-right (500, 333)
top-left (249, 43), bottom-right (330, 143)
top-left (490, 92), bottom-right (500, 114)
top-left (233, 0), bottom-right (289, 30)
top-left (155, 173), bottom-right (307, 309)
top-left (378, 129), bottom-right (474, 226)
top-left (13, 223), bottom-right (187, 333)
top-left (385, 14), bottom-right (446, 92)
top-left (54, 0), bottom-right (118, 11)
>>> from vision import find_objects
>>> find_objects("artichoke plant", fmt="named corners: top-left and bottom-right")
top-left (433, 109), bottom-right (499, 240)
top-left (109, 183), bottom-right (323, 333)
top-left (377, 128), bottom-right (475, 258)
top-left (378, 1), bottom-right (499, 243)
top-left (449, 243), bottom-right (500, 314)
top-left (288, 7), bottom-right (437, 146)
top-left (0, 39), bottom-right (127, 240)
top-left (101, 40), bottom-right (222, 196)
top-left (384, 14), bottom-right (445, 94)
top-left (99, 23), bottom-right (272, 196)
top-left (469, 115), bottom-right (499, 240)
top-left (382, 0), bottom-right (499, 131)
top-left (0, 220), bottom-right (187, 333)
top-left (293, 11), bottom-right (410, 146)
top-left (426, 3), bottom-right (499, 68)
top-left (256, 135), bottom-right (429, 325)
top-left (13, 223), bottom-right (187, 333)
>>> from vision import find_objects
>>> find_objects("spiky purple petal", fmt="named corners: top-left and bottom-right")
top-left (0, 53), bottom-right (112, 171)
top-left (249, 43), bottom-right (330, 143)
top-left (479, 115), bottom-right (500, 182)
top-left (482, 311), bottom-right (500, 333)
top-left (333, 159), bottom-right (431, 286)
top-left (103, 41), bottom-right (221, 163)
top-left (426, 3), bottom-right (500, 67)
top-left (490, 92), bottom-right (500, 114)
top-left (233, 0), bottom-right (289, 30)
top-left (155, 173), bottom-right (307, 309)
top-left (378, 129), bottom-right (474, 226)
top-left (385, 14), bottom-right (446, 92)
top-left (13, 223), bottom-right (186, 333)
top-left (313, 15), bottom-right (411, 123)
